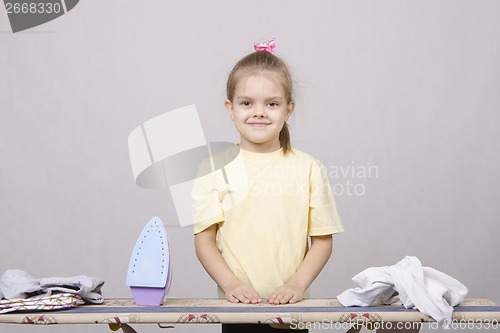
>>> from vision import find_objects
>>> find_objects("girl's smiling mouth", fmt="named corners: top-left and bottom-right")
top-left (247, 122), bottom-right (271, 127)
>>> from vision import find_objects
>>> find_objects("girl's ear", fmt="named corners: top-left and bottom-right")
top-left (225, 99), bottom-right (234, 120)
top-left (286, 100), bottom-right (295, 120)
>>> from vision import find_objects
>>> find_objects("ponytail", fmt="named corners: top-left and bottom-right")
top-left (279, 122), bottom-right (292, 155)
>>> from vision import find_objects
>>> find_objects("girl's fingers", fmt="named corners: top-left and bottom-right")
top-left (227, 285), bottom-right (262, 304)
top-left (267, 286), bottom-right (303, 304)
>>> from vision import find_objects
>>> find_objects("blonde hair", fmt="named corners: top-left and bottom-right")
top-left (226, 51), bottom-right (294, 155)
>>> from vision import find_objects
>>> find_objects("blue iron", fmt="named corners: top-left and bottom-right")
top-left (126, 216), bottom-right (172, 306)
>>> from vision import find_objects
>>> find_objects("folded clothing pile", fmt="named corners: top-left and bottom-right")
top-left (0, 269), bottom-right (104, 313)
top-left (337, 256), bottom-right (468, 329)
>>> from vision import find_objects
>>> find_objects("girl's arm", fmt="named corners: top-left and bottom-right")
top-left (267, 234), bottom-right (333, 305)
top-left (194, 224), bottom-right (262, 304)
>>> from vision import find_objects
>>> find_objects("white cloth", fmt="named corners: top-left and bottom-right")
top-left (337, 256), bottom-right (468, 329)
top-left (0, 269), bottom-right (104, 304)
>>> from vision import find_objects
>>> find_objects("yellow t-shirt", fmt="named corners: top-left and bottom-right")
top-left (192, 147), bottom-right (343, 298)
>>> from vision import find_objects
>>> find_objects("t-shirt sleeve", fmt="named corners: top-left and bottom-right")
top-left (308, 160), bottom-right (344, 236)
top-left (192, 169), bottom-right (226, 234)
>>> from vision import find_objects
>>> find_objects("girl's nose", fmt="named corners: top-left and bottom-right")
top-left (253, 105), bottom-right (266, 118)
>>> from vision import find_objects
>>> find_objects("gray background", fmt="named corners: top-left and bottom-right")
top-left (1, 1), bottom-right (499, 332)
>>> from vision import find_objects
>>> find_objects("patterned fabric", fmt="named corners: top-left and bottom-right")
top-left (0, 298), bottom-right (498, 328)
top-left (0, 293), bottom-right (84, 314)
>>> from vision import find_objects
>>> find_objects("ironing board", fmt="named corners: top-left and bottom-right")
top-left (0, 298), bottom-right (499, 332)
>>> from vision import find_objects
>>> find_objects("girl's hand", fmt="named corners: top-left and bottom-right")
top-left (267, 282), bottom-right (305, 305)
top-left (267, 235), bottom-right (332, 305)
top-left (224, 281), bottom-right (262, 304)
top-left (195, 225), bottom-right (261, 305)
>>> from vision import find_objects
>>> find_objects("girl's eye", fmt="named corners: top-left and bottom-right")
top-left (268, 101), bottom-right (279, 108)
top-left (241, 101), bottom-right (252, 107)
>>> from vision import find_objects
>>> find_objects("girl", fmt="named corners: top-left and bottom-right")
top-left (193, 42), bottom-right (344, 333)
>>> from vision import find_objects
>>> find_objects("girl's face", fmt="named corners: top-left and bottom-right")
top-left (225, 74), bottom-right (294, 153)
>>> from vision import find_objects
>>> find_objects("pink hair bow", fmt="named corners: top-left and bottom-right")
top-left (254, 39), bottom-right (276, 53)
